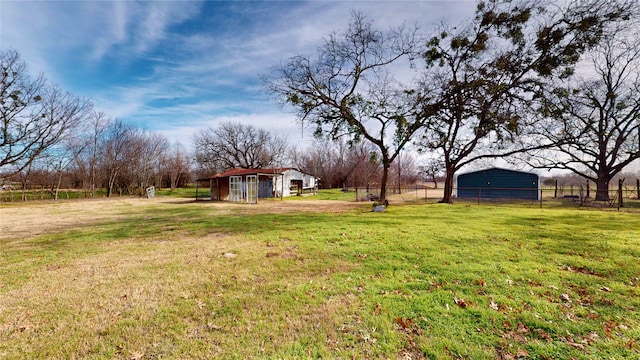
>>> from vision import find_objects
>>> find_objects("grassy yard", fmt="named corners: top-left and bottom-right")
top-left (0, 195), bottom-right (639, 359)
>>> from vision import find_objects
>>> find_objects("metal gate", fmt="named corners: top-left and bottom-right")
top-left (246, 175), bottom-right (257, 204)
top-left (229, 176), bottom-right (242, 202)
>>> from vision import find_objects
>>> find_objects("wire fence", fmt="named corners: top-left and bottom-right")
top-left (0, 188), bottom-right (109, 202)
top-left (3, 181), bottom-right (639, 210)
top-left (350, 181), bottom-right (640, 210)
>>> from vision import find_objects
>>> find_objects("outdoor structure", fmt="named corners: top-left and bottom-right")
top-left (273, 168), bottom-right (319, 198)
top-left (200, 168), bottom-right (318, 203)
top-left (456, 167), bottom-right (539, 200)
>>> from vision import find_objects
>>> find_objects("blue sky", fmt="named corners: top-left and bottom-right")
top-left (1, 1), bottom-right (476, 149)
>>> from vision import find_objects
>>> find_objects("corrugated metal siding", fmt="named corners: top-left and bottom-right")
top-left (456, 168), bottom-right (539, 200)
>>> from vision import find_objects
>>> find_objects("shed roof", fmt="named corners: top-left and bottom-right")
top-left (456, 167), bottom-right (538, 178)
top-left (210, 168), bottom-right (287, 179)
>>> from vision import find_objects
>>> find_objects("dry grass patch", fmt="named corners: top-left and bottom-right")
top-left (1, 198), bottom-right (361, 358)
top-left (2, 231), bottom-right (245, 356)
top-left (0, 197), bottom-right (359, 241)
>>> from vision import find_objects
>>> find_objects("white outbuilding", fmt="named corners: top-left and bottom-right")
top-left (202, 167), bottom-right (318, 203)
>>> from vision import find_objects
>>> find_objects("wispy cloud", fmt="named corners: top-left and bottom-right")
top-left (1, 0), bottom-right (476, 150)
top-left (89, 1), bottom-right (130, 61)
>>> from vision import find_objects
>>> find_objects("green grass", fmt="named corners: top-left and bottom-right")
top-left (313, 188), bottom-right (359, 201)
top-left (155, 187), bottom-right (201, 198)
top-left (0, 188), bottom-right (110, 201)
top-left (0, 186), bottom-right (202, 202)
top-left (1, 198), bottom-right (639, 359)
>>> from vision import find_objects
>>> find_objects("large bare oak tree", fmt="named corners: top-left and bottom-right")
top-left (264, 12), bottom-right (423, 203)
top-left (193, 121), bottom-right (288, 174)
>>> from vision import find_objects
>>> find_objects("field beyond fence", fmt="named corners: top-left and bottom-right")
top-left (350, 184), bottom-right (640, 209)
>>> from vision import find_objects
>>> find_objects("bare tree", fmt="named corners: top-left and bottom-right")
top-left (99, 120), bottom-right (133, 197)
top-left (291, 138), bottom-right (381, 190)
top-left (47, 138), bottom-right (83, 200)
top-left (291, 139), bottom-right (343, 189)
top-left (164, 142), bottom-right (191, 190)
top-left (1, 50), bottom-right (92, 176)
top-left (419, 159), bottom-right (444, 188)
top-left (40, 86), bottom-right (93, 199)
top-left (524, 15), bottom-right (640, 201)
top-left (114, 130), bottom-right (164, 196)
top-left (193, 121), bottom-right (288, 173)
top-left (16, 160), bottom-right (35, 201)
top-left (264, 12), bottom-right (424, 203)
top-left (389, 152), bottom-right (419, 193)
top-left (344, 141), bottom-right (381, 192)
top-left (83, 111), bottom-right (111, 197)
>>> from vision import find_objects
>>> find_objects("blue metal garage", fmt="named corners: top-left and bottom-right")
top-left (456, 168), bottom-right (539, 200)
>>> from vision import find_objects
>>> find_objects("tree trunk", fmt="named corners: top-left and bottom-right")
top-left (171, 174), bottom-right (178, 190)
top-left (171, 169), bottom-right (182, 190)
top-left (21, 180), bottom-right (27, 201)
top-left (440, 167), bottom-right (455, 203)
top-left (618, 179), bottom-right (624, 208)
top-left (379, 161), bottom-right (389, 203)
top-left (595, 175), bottom-right (610, 201)
top-left (54, 172), bottom-right (62, 201)
top-left (90, 162), bottom-right (96, 198)
top-left (107, 171), bottom-right (117, 197)
top-left (397, 163), bottom-right (401, 195)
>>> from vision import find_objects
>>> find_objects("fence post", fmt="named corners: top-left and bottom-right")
top-left (586, 181), bottom-right (590, 199)
top-left (637, 178), bottom-right (639, 200)
top-left (554, 179), bottom-right (558, 198)
top-left (540, 188), bottom-right (543, 208)
top-left (618, 179), bottom-right (623, 209)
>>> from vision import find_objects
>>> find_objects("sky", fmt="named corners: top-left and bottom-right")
top-left (0, 0), bottom-right (477, 151)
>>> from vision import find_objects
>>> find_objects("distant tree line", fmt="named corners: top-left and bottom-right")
top-left (0, 49), bottom-right (191, 199)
